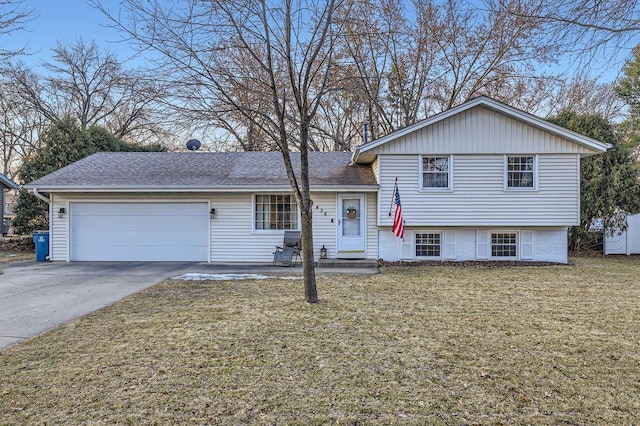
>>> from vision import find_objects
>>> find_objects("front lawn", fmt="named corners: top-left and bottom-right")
top-left (1, 257), bottom-right (638, 424)
top-left (0, 236), bottom-right (35, 264)
top-left (0, 251), bottom-right (33, 264)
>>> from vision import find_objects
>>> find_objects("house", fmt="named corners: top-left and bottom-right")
top-left (25, 97), bottom-right (609, 263)
top-left (0, 174), bottom-right (19, 235)
top-left (604, 215), bottom-right (640, 255)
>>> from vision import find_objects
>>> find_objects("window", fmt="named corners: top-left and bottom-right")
top-left (416, 232), bottom-right (441, 258)
top-left (254, 194), bottom-right (298, 230)
top-left (422, 156), bottom-right (450, 189)
top-left (506, 156), bottom-right (535, 189)
top-left (491, 233), bottom-right (517, 258)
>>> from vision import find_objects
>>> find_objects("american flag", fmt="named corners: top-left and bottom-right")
top-left (392, 183), bottom-right (404, 239)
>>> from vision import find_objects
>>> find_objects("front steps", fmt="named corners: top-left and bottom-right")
top-left (316, 258), bottom-right (378, 269)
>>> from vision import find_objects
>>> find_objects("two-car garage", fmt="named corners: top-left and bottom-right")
top-left (69, 202), bottom-right (209, 261)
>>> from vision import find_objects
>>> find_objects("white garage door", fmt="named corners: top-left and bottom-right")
top-left (70, 202), bottom-right (209, 261)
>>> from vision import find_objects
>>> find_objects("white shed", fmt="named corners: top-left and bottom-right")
top-left (604, 214), bottom-right (640, 255)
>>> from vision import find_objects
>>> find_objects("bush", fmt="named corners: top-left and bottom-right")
top-left (0, 235), bottom-right (35, 252)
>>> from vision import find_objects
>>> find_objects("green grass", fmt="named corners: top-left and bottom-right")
top-left (1, 257), bottom-right (639, 424)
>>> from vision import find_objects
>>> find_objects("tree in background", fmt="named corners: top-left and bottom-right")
top-left (89, 0), bottom-right (609, 155)
top-left (7, 39), bottom-right (169, 146)
top-left (548, 112), bottom-right (640, 252)
top-left (0, 0), bottom-right (34, 60)
top-left (325, 0), bottom-right (567, 148)
top-left (0, 80), bottom-right (46, 178)
top-left (616, 45), bottom-right (640, 158)
top-left (13, 119), bottom-right (163, 234)
top-left (502, 0), bottom-right (640, 58)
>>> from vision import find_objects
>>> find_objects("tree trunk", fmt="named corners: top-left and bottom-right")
top-left (300, 206), bottom-right (318, 303)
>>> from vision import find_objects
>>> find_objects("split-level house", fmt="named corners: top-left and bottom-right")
top-left (25, 97), bottom-right (609, 263)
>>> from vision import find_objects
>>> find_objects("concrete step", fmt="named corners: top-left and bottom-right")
top-left (316, 258), bottom-right (378, 269)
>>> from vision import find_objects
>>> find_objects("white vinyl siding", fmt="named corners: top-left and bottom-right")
top-left (312, 193), bottom-right (339, 260)
top-left (50, 194), bottom-right (67, 261)
top-left (212, 192), bottom-right (377, 262)
top-left (366, 192), bottom-right (378, 259)
top-left (366, 106), bottom-right (598, 156)
top-left (211, 192), bottom-right (339, 262)
top-left (378, 154), bottom-right (580, 227)
top-left (371, 157), bottom-right (380, 182)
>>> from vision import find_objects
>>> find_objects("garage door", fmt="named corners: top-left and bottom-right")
top-left (70, 202), bottom-right (209, 261)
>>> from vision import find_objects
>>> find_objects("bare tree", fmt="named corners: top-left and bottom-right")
top-left (545, 74), bottom-right (624, 120)
top-left (431, 0), bottom-right (560, 110)
top-left (334, 0), bottom-right (439, 140)
top-left (96, 0), bottom-right (344, 303)
top-left (332, 0), bottom-right (562, 141)
top-left (0, 80), bottom-right (45, 178)
top-left (0, 0), bottom-right (34, 59)
top-left (8, 39), bottom-right (168, 145)
top-left (497, 0), bottom-right (640, 59)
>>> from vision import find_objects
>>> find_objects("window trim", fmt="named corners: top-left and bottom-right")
top-left (420, 155), bottom-right (453, 191)
top-left (504, 154), bottom-right (538, 191)
top-left (414, 230), bottom-right (443, 259)
top-left (252, 193), bottom-right (300, 233)
top-left (490, 231), bottom-right (519, 259)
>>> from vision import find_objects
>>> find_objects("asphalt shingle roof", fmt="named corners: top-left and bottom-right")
top-left (26, 151), bottom-right (377, 189)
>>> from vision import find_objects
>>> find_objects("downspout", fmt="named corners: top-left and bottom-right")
top-left (31, 187), bottom-right (51, 204)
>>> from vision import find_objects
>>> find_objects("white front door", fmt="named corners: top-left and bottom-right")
top-left (337, 194), bottom-right (366, 259)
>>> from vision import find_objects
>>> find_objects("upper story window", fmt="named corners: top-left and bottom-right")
top-left (506, 155), bottom-right (536, 190)
top-left (422, 156), bottom-right (451, 190)
top-left (254, 194), bottom-right (298, 230)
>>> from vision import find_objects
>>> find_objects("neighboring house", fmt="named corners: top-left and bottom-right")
top-left (604, 215), bottom-right (640, 255)
top-left (3, 190), bottom-right (18, 235)
top-left (0, 174), bottom-right (19, 235)
top-left (25, 97), bottom-right (609, 263)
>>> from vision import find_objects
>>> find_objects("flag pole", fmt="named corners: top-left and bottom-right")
top-left (388, 177), bottom-right (397, 216)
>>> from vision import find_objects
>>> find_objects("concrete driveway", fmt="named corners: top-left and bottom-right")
top-left (0, 261), bottom-right (202, 350)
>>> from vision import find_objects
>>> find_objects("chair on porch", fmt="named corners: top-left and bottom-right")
top-left (273, 231), bottom-right (302, 266)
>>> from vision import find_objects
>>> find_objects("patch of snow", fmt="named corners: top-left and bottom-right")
top-left (171, 273), bottom-right (300, 281)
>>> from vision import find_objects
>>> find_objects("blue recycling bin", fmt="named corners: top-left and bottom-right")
top-left (32, 231), bottom-right (50, 262)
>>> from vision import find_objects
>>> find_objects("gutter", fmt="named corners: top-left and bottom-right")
top-left (23, 184), bottom-right (380, 193)
top-left (31, 188), bottom-right (51, 204)
top-left (350, 148), bottom-right (361, 165)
